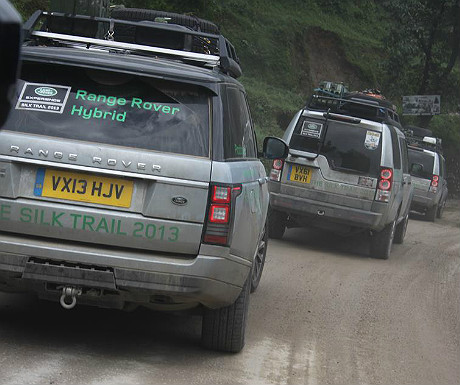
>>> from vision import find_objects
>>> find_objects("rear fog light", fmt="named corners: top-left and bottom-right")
top-left (269, 159), bottom-right (284, 181)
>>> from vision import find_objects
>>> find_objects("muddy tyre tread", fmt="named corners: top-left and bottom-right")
top-left (251, 222), bottom-right (267, 293)
top-left (201, 278), bottom-right (249, 353)
top-left (436, 200), bottom-right (446, 219)
top-left (426, 204), bottom-right (437, 222)
top-left (268, 209), bottom-right (287, 239)
top-left (370, 221), bottom-right (395, 260)
top-left (394, 214), bottom-right (408, 244)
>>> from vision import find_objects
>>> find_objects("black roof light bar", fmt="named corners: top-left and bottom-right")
top-left (22, 11), bottom-right (242, 78)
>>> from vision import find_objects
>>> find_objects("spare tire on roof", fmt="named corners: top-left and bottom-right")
top-left (111, 8), bottom-right (220, 34)
top-left (110, 8), bottom-right (220, 54)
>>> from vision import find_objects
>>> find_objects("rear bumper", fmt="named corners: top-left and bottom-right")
top-left (0, 232), bottom-right (250, 309)
top-left (270, 192), bottom-right (383, 230)
top-left (410, 193), bottom-right (436, 212)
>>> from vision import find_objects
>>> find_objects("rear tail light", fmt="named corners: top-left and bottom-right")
top-left (375, 167), bottom-right (393, 202)
top-left (211, 185), bottom-right (231, 203)
top-left (209, 205), bottom-right (229, 223)
top-left (203, 184), bottom-right (242, 245)
top-left (430, 174), bottom-right (439, 193)
top-left (269, 159), bottom-right (284, 181)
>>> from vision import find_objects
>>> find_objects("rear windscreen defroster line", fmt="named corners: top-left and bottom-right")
top-left (2, 63), bottom-right (211, 158)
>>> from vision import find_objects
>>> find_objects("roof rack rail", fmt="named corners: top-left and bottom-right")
top-left (405, 133), bottom-right (443, 154)
top-left (307, 94), bottom-right (400, 126)
top-left (402, 125), bottom-right (443, 154)
top-left (22, 11), bottom-right (242, 78)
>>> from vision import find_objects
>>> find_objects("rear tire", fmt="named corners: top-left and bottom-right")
top-left (251, 222), bottom-right (267, 293)
top-left (201, 277), bottom-right (250, 353)
top-left (425, 204), bottom-right (437, 222)
top-left (393, 214), bottom-right (408, 244)
top-left (111, 8), bottom-right (220, 50)
top-left (370, 220), bottom-right (395, 260)
top-left (436, 199), bottom-right (446, 219)
top-left (268, 209), bottom-right (287, 239)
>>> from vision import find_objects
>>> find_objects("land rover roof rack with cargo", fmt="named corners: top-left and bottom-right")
top-left (403, 125), bottom-right (443, 155)
top-left (307, 91), bottom-right (401, 125)
top-left (268, 92), bottom-right (413, 259)
top-left (22, 10), bottom-right (242, 78)
top-left (0, 9), bottom-right (289, 353)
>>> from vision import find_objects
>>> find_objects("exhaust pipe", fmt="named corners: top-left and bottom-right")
top-left (59, 286), bottom-right (82, 310)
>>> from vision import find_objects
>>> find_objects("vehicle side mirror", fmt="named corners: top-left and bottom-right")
top-left (262, 136), bottom-right (289, 159)
top-left (410, 162), bottom-right (424, 176)
top-left (0, 0), bottom-right (22, 127)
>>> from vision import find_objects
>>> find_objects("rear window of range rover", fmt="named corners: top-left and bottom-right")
top-left (289, 117), bottom-right (383, 178)
top-left (1, 63), bottom-right (211, 157)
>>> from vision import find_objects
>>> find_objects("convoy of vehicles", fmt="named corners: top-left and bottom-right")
top-left (0, 7), bottom-right (449, 353)
top-left (267, 90), bottom-right (414, 259)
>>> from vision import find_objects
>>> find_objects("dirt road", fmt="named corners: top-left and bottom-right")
top-left (0, 201), bottom-right (458, 385)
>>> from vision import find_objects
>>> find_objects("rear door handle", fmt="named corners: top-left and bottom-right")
top-left (258, 177), bottom-right (268, 185)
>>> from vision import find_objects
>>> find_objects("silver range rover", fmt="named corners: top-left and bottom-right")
top-left (268, 94), bottom-right (414, 260)
top-left (0, 11), bottom-right (287, 353)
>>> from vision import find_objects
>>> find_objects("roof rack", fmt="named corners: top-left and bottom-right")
top-left (406, 134), bottom-right (443, 154)
top-left (22, 11), bottom-right (242, 78)
top-left (307, 94), bottom-right (401, 126)
top-left (402, 125), bottom-right (443, 154)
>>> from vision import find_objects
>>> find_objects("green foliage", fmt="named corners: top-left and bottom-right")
top-left (11, 0), bottom-right (49, 19)
top-left (382, 0), bottom-right (460, 99)
top-left (241, 77), bottom-right (303, 147)
top-left (429, 115), bottom-right (460, 151)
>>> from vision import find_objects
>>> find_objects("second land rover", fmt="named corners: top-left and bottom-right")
top-left (268, 92), bottom-right (414, 259)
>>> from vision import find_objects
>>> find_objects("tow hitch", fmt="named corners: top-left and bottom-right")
top-left (59, 286), bottom-right (82, 310)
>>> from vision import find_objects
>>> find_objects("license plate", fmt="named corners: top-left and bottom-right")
top-left (288, 164), bottom-right (312, 184)
top-left (34, 168), bottom-right (133, 208)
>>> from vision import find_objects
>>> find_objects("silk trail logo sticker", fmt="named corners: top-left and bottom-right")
top-left (16, 82), bottom-right (71, 114)
top-left (364, 130), bottom-right (381, 150)
top-left (300, 121), bottom-right (323, 139)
